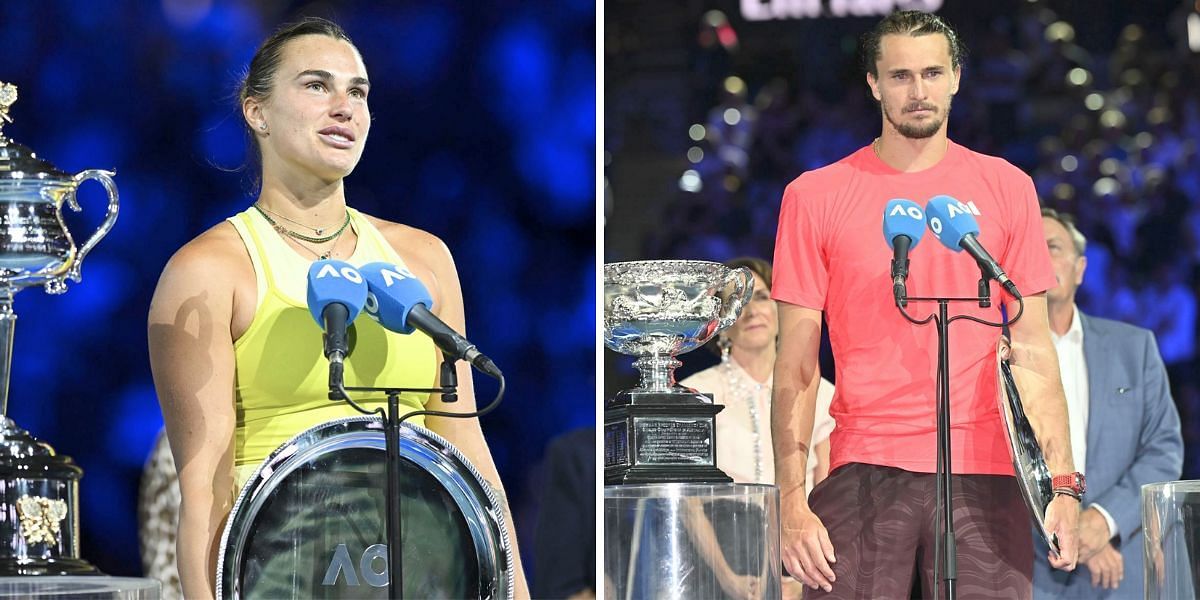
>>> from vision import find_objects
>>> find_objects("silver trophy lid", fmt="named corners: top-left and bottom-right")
top-left (0, 82), bottom-right (73, 183)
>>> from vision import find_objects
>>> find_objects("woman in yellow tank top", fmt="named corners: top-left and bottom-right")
top-left (147, 18), bottom-right (528, 599)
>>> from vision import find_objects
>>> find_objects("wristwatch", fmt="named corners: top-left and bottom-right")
top-left (1051, 472), bottom-right (1087, 499)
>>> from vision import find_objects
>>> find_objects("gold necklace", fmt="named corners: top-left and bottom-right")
top-left (252, 205), bottom-right (352, 260)
top-left (253, 204), bottom-right (351, 244)
top-left (291, 223), bottom-right (350, 260)
top-left (873, 136), bottom-right (949, 158)
top-left (254, 203), bottom-right (347, 238)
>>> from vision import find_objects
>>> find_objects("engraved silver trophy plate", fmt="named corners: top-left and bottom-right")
top-left (0, 82), bottom-right (119, 575)
top-left (603, 260), bottom-right (751, 484)
top-left (216, 416), bottom-right (514, 600)
top-left (995, 336), bottom-right (1059, 556)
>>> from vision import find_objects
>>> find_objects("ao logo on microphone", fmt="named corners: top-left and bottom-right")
top-left (314, 262), bottom-right (364, 284)
top-left (372, 264), bottom-right (418, 287)
top-left (888, 202), bottom-right (924, 220)
top-left (945, 199), bottom-right (982, 217)
top-left (927, 198), bottom-right (982, 238)
top-left (363, 264), bottom-right (419, 316)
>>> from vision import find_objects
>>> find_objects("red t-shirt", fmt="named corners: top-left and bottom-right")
top-left (772, 140), bottom-right (1056, 476)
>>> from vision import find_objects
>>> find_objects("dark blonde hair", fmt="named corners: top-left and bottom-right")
top-left (238, 17), bottom-right (357, 190)
top-left (860, 10), bottom-right (965, 78)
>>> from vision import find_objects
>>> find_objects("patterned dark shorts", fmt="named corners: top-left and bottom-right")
top-left (805, 462), bottom-right (1032, 599)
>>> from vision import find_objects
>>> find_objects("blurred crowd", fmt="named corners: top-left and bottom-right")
top-left (608, 0), bottom-right (1200, 476)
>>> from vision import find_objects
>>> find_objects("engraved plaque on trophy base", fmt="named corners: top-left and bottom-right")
top-left (604, 390), bottom-right (732, 485)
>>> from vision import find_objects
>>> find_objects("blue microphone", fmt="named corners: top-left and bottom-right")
top-left (924, 195), bottom-right (1021, 298)
top-left (359, 262), bottom-right (502, 379)
top-left (883, 199), bottom-right (926, 306)
top-left (306, 260), bottom-right (368, 394)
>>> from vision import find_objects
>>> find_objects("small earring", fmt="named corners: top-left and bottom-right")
top-left (718, 334), bottom-right (732, 363)
top-left (259, 123), bottom-right (268, 132)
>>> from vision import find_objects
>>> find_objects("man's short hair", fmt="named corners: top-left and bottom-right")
top-left (1042, 207), bottom-right (1087, 256)
top-left (860, 10), bottom-right (966, 78)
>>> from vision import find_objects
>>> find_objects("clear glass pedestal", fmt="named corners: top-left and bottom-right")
top-left (1143, 480), bottom-right (1200, 599)
top-left (604, 482), bottom-right (780, 599)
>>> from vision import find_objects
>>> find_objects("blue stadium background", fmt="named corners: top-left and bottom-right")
top-left (606, 0), bottom-right (1200, 479)
top-left (0, 0), bottom-right (594, 577)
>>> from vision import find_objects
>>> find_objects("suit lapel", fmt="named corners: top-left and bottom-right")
top-left (1081, 312), bottom-right (1112, 469)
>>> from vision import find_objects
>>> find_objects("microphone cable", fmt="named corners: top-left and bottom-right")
top-left (895, 285), bottom-right (1025, 328)
top-left (333, 371), bottom-right (507, 426)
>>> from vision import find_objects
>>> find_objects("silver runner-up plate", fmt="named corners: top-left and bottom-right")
top-left (995, 337), bottom-right (1060, 557)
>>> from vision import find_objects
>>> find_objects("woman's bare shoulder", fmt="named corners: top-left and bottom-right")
top-left (152, 221), bottom-right (252, 309)
top-left (163, 222), bottom-right (248, 274)
top-left (359, 213), bottom-right (463, 317)
top-left (361, 213), bottom-right (455, 273)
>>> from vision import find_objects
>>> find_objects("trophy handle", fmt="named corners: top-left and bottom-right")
top-left (60, 169), bottom-right (120, 287)
top-left (717, 266), bottom-right (753, 329)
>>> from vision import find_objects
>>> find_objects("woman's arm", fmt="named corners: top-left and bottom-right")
top-left (148, 232), bottom-right (243, 600)
top-left (385, 224), bottom-right (531, 598)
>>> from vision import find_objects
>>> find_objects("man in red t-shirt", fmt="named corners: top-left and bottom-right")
top-left (771, 11), bottom-right (1082, 598)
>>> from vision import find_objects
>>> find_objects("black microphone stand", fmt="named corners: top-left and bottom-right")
top-left (331, 358), bottom-right (460, 600)
top-left (896, 271), bottom-right (1024, 600)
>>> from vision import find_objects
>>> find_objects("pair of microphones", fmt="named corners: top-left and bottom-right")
top-left (883, 195), bottom-right (1021, 307)
top-left (306, 260), bottom-right (501, 394)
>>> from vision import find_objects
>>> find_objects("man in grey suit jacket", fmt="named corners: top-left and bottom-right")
top-left (1033, 209), bottom-right (1184, 598)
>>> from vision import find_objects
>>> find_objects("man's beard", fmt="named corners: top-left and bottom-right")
top-left (882, 96), bottom-right (952, 139)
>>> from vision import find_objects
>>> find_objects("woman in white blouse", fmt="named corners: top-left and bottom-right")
top-left (681, 257), bottom-right (835, 492)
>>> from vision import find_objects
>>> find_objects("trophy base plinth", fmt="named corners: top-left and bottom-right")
top-left (0, 556), bottom-right (101, 576)
top-left (0, 417), bottom-right (92, 575)
top-left (605, 464), bottom-right (733, 485)
top-left (604, 390), bottom-right (732, 485)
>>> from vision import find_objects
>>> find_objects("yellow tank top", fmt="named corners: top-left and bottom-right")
top-left (228, 206), bottom-right (437, 473)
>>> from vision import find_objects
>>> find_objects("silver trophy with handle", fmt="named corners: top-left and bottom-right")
top-left (603, 260), bottom-right (752, 484)
top-left (0, 81), bottom-right (119, 575)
